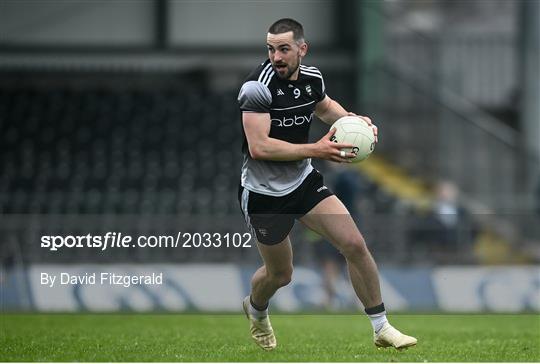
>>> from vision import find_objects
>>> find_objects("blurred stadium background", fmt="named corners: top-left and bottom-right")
top-left (0, 0), bottom-right (539, 314)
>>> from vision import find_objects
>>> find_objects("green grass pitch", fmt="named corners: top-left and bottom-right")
top-left (1, 313), bottom-right (539, 362)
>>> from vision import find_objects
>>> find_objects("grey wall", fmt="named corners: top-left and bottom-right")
top-left (0, 0), bottom-right (155, 46)
top-left (0, 0), bottom-right (335, 48)
top-left (168, 0), bottom-right (335, 47)
top-left (520, 0), bottom-right (540, 163)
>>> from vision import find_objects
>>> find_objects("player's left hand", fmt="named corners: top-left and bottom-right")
top-left (347, 112), bottom-right (378, 143)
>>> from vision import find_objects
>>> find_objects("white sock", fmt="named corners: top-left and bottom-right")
top-left (368, 312), bottom-right (388, 334)
top-left (249, 299), bottom-right (268, 319)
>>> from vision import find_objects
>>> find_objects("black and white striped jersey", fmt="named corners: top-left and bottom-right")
top-left (238, 59), bottom-right (326, 196)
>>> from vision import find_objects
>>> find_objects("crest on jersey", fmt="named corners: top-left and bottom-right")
top-left (305, 84), bottom-right (313, 96)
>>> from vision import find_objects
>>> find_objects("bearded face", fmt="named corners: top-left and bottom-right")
top-left (266, 31), bottom-right (307, 80)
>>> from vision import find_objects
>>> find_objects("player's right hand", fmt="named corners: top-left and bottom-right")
top-left (314, 128), bottom-right (356, 163)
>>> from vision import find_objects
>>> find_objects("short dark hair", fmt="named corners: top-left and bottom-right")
top-left (268, 18), bottom-right (305, 43)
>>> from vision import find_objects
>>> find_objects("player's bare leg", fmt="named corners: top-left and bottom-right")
top-left (243, 236), bottom-right (293, 351)
top-left (300, 195), bottom-right (417, 349)
top-left (251, 236), bottom-right (293, 307)
top-left (300, 196), bottom-right (381, 307)
top-left (347, 262), bottom-right (380, 309)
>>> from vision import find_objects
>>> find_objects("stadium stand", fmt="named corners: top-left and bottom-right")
top-left (1, 70), bottom-right (532, 266)
top-left (0, 84), bottom-right (241, 215)
top-left (0, 73), bottom-right (411, 264)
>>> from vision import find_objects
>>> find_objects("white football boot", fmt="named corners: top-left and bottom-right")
top-left (242, 296), bottom-right (277, 351)
top-left (374, 322), bottom-right (417, 350)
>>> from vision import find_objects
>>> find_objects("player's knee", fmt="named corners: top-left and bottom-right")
top-left (277, 274), bottom-right (292, 288)
top-left (269, 268), bottom-right (293, 288)
top-left (339, 234), bottom-right (368, 258)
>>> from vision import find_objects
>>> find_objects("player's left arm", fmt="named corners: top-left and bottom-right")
top-left (315, 95), bottom-right (378, 142)
top-left (314, 95), bottom-right (348, 124)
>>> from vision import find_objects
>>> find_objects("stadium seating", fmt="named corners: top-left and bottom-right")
top-left (0, 86), bottom-right (242, 215)
top-left (0, 75), bottom-right (476, 264)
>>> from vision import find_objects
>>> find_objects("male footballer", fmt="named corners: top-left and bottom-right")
top-left (237, 18), bottom-right (417, 351)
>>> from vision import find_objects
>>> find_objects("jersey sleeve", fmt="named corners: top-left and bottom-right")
top-left (315, 74), bottom-right (326, 103)
top-left (238, 80), bottom-right (272, 113)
